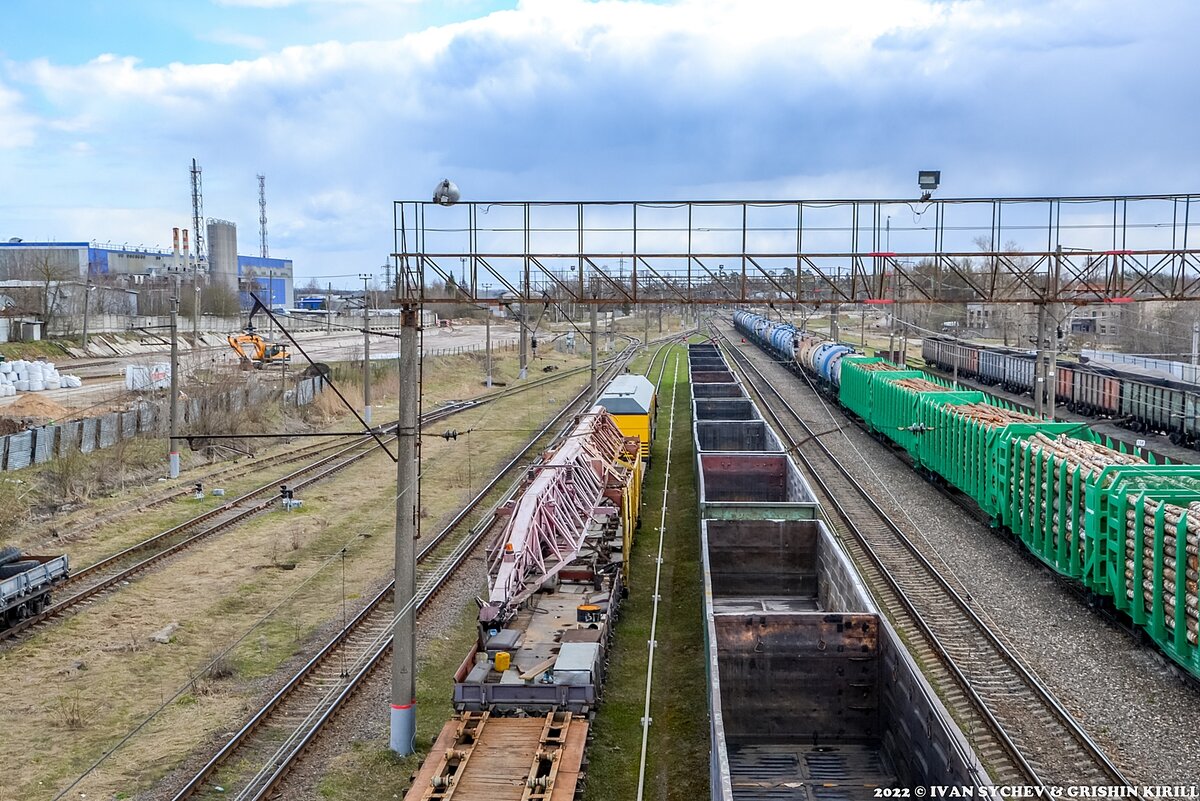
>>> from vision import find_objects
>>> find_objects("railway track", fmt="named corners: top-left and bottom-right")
top-left (2, 360), bottom-right (612, 643)
top-left (165, 336), bottom-right (679, 801)
top-left (31, 357), bottom-right (620, 543)
top-left (716, 323), bottom-right (1129, 788)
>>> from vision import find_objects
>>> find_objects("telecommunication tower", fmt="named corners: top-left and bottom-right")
top-left (190, 159), bottom-right (205, 266)
top-left (258, 173), bottom-right (268, 258)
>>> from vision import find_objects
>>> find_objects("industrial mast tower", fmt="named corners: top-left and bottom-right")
top-left (190, 159), bottom-right (205, 267)
top-left (258, 173), bottom-right (268, 258)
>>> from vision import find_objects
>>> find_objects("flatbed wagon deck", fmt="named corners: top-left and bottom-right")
top-left (405, 711), bottom-right (587, 801)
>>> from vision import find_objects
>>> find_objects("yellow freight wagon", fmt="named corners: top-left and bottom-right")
top-left (595, 373), bottom-right (657, 464)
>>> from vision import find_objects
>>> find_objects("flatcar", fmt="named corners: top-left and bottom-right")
top-left (406, 408), bottom-right (641, 801)
top-left (1, 548), bottom-right (69, 629)
top-left (734, 309), bottom-right (1200, 681)
top-left (594, 373), bottom-right (657, 463)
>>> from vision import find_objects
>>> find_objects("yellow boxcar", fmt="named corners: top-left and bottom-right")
top-left (595, 373), bottom-right (657, 463)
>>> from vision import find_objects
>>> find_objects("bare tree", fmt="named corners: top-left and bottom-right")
top-left (0, 250), bottom-right (77, 331)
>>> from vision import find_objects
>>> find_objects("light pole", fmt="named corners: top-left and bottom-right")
top-left (360, 273), bottom-right (372, 425)
top-left (81, 280), bottom-right (94, 352)
top-left (391, 180), bottom-right (459, 755)
top-left (168, 274), bottom-right (181, 479)
top-left (193, 280), bottom-right (201, 344)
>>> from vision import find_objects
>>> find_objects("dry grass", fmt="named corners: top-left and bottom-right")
top-left (0, 359), bottom-right (590, 801)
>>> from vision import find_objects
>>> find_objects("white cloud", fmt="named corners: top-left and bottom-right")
top-left (1, 0), bottom-right (1198, 279)
top-left (0, 79), bottom-right (38, 148)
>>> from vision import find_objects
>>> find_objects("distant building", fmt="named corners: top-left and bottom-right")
top-left (0, 226), bottom-right (294, 314)
top-left (204, 220), bottom-right (293, 310)
top-left (966, 298), bottom-right (1123, 344)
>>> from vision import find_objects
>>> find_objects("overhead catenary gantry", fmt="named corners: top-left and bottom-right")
top-left (392, 193), bottom-right (1200, 306)
top-left (384, 190), bottom-right (1200, 757)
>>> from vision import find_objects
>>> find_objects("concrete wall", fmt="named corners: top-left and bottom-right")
top-left (0, 376), bottom-right (327, 471)
top-left (0, 244), bottom-right (88, 280)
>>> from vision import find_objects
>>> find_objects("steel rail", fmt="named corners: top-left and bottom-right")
top-left (717, 323), bottom-right (1130, 787)
top-left (634, 347), bottom-right (681, 800)
top-left (169, 338), bottom-right (657, 801)
top-left (2, 360), bottom-right (608, 642)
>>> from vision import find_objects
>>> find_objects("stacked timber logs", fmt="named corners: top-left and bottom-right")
top-left (1014, 434), bottom-right (1139, 566)
top-left (859, 362), bottom-right (901, 373)
top-left (891, 377), bottom-right (949, 394)
top-left (1125, 501), bottom-right (1200, 645)
top-left (1018, 433), bottom-right (1199, 645)
top-left (1024, 433), bottom-right (1143, 478)
top-left (951, 402), bottom-right (1039, 427)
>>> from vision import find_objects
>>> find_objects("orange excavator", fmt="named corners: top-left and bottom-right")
top-left (228, 299), bottom-right (331, 380)
top-left (228, 324), bottom-right (290, 368)
top-left (228, 301), bottom-right (291, 368)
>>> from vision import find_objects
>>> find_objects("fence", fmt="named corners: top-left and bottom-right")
top-left (424, 339), bottom-right (518, 359)
top-left (1081, 348), bottom-right (1200, 385)
top-left (0, 376), bottom-right (327, 471)
top-left (47, 313), bottom-right (397, 337)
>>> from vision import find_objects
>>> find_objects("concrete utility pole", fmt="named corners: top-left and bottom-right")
top-left (485, 306), bottom-right (493, 388)
top-left (326, 282), bottom-right (333, 335)
top-left (193, 278), bottom-right (200, 344)
top-left (518, 305), bottom-right (528, 380)
top-left (1192, 321), bottom-right (1198, 366)
top-left (390, 302), bottom-right (419, 755)
top-left (1035, 301), bottom-right (1049, 418)
top-left (169, 275), bottom-right (181, 478)
top-left (887, 272), bottom-right (896, 363)
top-left (81, 281), bottom-right (92, 352)
top-left (360, 274), bottom-right (372, 425)
top-left (518, 261), bottom-right (529, 380)
top-left (1046, 308), bottom-right (1057, 423)
top-left (830, 304), bottom-right (840, 342)
top-left (483, 282), bottom-right (493, 388)
top-left (590, 297), bottom-right (598, 399)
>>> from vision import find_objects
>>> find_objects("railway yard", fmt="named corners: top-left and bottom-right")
top-left (4, 312), bottom-right (1200, 800)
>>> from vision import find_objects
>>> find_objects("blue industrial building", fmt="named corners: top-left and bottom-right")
top-left (237, 255), bottom-right (293, 310)
top-left (0, 233), bottom-right (295, 311)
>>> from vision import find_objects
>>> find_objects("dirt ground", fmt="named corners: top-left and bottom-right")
top-left (0, 350), bottom-right (589, 801)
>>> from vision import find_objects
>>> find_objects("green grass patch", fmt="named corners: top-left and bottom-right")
top-left (0, 339), bottom-right (74, 361)
top-left (316, 590), bottom-right (484, 800)
top-left (585, 346), bottom-right (708, 801)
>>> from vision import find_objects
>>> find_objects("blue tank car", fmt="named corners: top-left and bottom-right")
top-left (768, 324), bottom-right (798, 362)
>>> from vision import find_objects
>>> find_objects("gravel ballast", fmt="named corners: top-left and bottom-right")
top-left (267, 553), bottom-right (487, 800)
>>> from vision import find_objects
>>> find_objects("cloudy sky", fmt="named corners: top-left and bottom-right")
top-left (1, 0), bottom-right (1197, 284)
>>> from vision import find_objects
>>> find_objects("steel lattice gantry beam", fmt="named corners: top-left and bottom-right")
top-left (391, 194), bottom-right (1200, 306)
